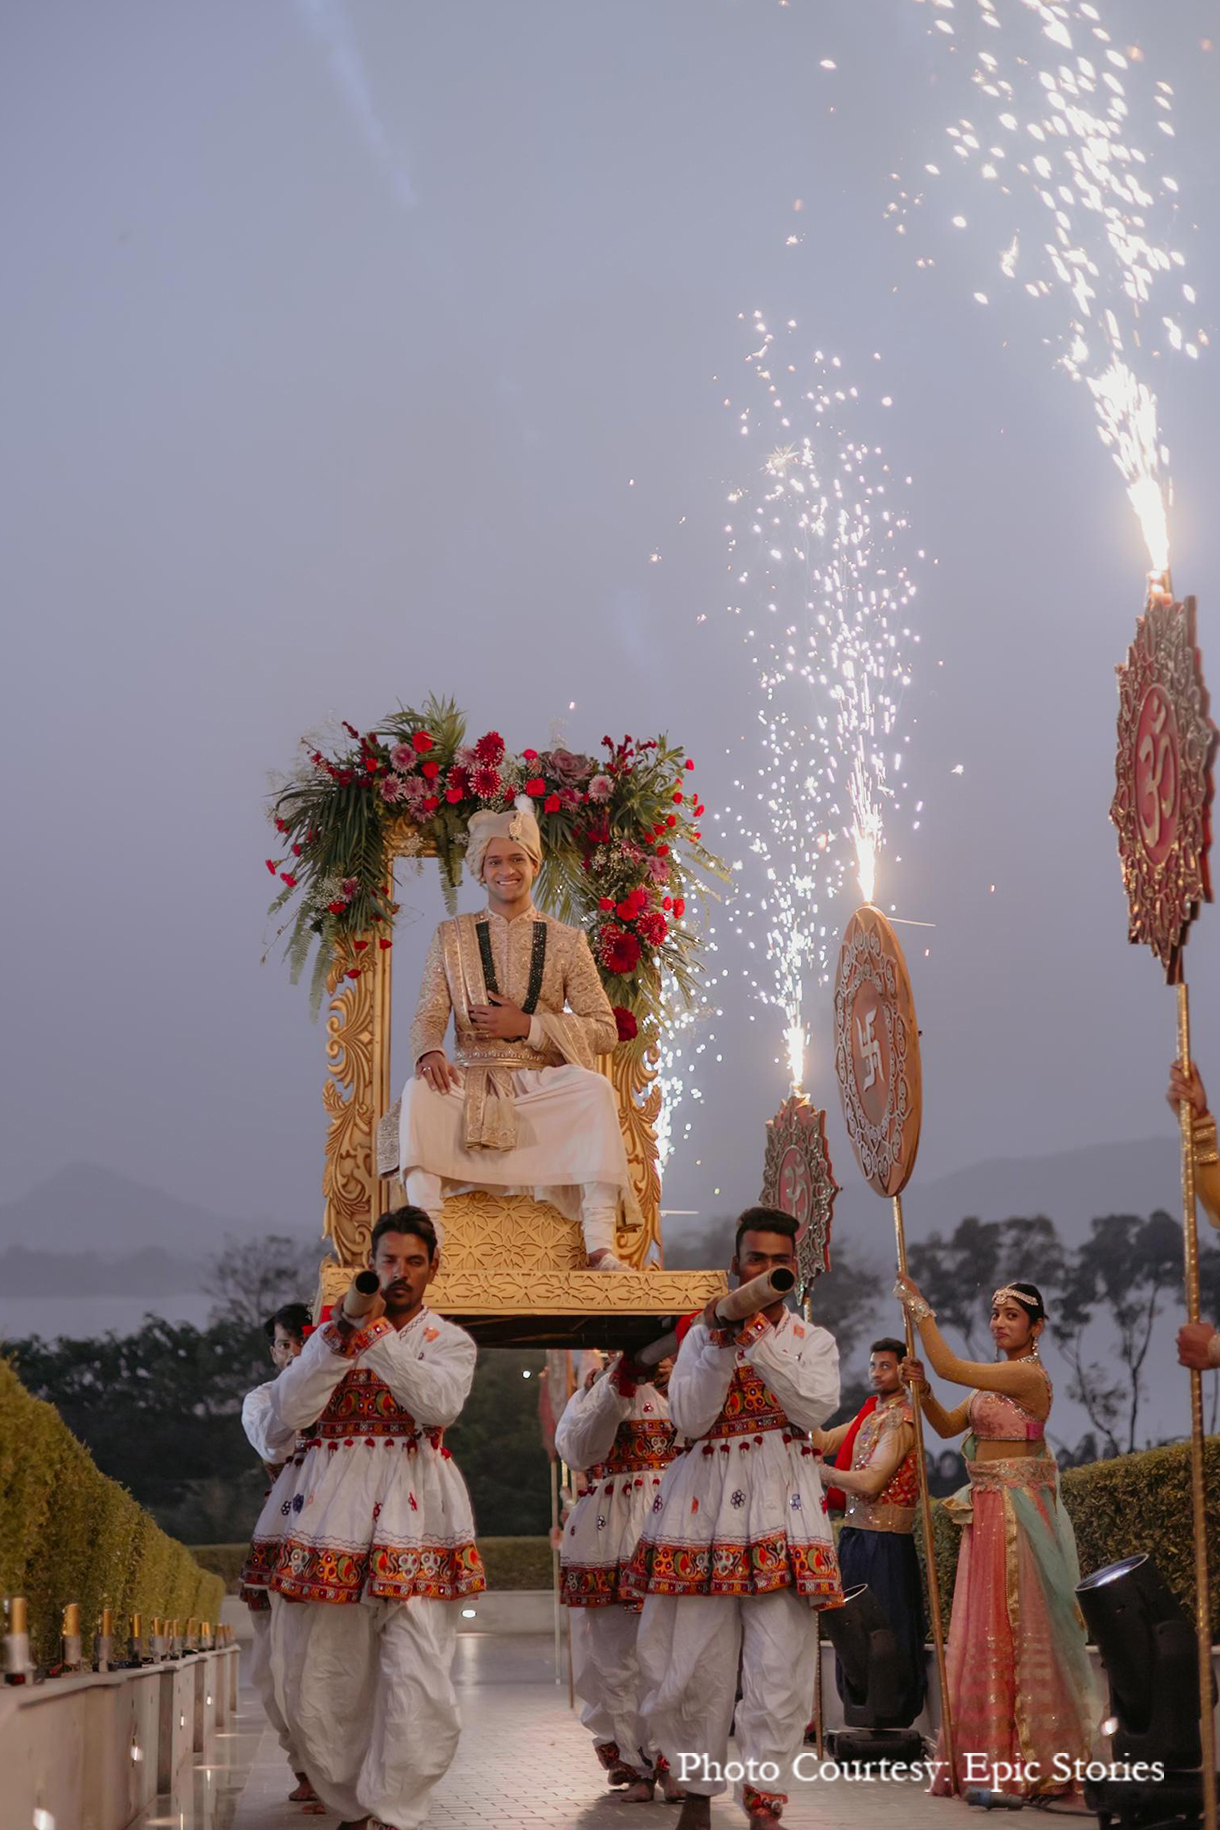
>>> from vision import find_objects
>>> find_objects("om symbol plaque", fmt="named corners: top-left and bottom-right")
top-left (833, 904), bottom-right (923, 1199)
top-left (1111, 592), bottom-right (1215, 980)
top-left (759, 1096), bottom-right (839, 1296)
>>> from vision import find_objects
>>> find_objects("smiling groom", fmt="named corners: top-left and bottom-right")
top-left (399, 795), bottom-right (638, 1270)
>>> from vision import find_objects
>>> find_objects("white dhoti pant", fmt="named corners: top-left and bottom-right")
top-left (637, 1590), bottom-right (817, 1807)
top-left (249, 1606), bottom-right (300, 1773)
top-left (270, 1593), bottom-right (461, 1829)
top-left (401, 1064), bottom-right (628, 1255)
top-left (571, 1605), bottom-right (654, 1774)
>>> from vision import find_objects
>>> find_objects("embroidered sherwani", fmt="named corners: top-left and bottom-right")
top-left (629, 1308), bottom-right (842, 1821)
top-left (241, 1310), bottom-right (484, 1830)
top-left (556, 1358), bottom-right (680, 1780)
top-left (822, 1391), bottom-right (926, 1720)
top-left (399, 904), bottom-right (639, 1241)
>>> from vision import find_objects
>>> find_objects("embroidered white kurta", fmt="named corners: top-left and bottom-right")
top-left (555, 1364), bottom-right (678, 1608)
top-left (240, 1308), bottom-right (485, 1606)
top-left (624, 1307), bottom-right (842, 1603)
top-left (241, 1377), bottom-right (300, 1466)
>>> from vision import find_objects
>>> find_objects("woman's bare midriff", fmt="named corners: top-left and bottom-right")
top-left (971, 1438), bottom-right (1045, 1461)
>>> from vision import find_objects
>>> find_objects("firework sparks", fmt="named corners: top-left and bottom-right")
top-left (891, 0), bottom-right (1204, 572)
top-left (722, 314), bottom-right (922, 1094)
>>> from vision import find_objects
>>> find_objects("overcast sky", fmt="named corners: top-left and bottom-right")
top-left (3, 1), bottom-right (1219, 1253)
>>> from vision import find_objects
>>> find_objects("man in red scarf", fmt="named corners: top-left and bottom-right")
top-left (813, 1338), bottom-right (926, 1720)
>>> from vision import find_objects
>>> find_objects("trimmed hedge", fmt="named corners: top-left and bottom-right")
top-left (920, 1435), bottom-right (1220, 1639)
top-left (0, 1358), bottom-right (225, 1666)
top-left (192, 1534), bottom-right (555, 1595)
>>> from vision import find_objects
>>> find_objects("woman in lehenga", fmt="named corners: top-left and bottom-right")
top-left (894, 1273), bottom-right (1097, 1796)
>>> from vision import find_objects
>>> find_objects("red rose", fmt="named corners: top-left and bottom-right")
top-left (265, 859), bottom-right (278, 875)
top-left (599, 925), bottom-right (641, 976)
top-left (445, 787), bottom-right (464, 804)
top-left (345, 968), bottom-right (362, 980)
top-left (412, 732), bottom-right (434, 753)
top-left (637, 909), bottom-right (668, 947)
top-left (292, 842), bottom-right (303, 855)
top-left (525, 776), bottom-right (546, 796)
top-left (379, 938), bottom-right (393, 950)
top-left (672, 792), bottom-right (683, 805)
top-left (280, 872), bottom-right (297, 887)
top-left (475, 731), bottom-right (506, 766)
top-left (275, 817), bottom-right (288, 832)
top-left (695, 802), bottom-right (705, 817)
top-left (522, 748), bottom-right (539, 761)
top-left (328, 901), bottom-right (347, 914)
top-left (421, 760), bottom-right (440, 781)
top-left (655, 843), bottom-right (670, 857)
top-left (544, 793), bottom-right (561, 813)
top-left (364, 757), bottom-right (380, 774)
top-left (423, 796), bottom-right (439, 813)
top-left (598, 897), bottom-right (615, 912)
top-left (666, 815), bottom-right (677, 828)
top-left (662, 896), bottom-right (673, 910)
top-left (673, 897), bottom-right (686, 919)
top-left (353, 939), bottom-right (368, 951)
top-left (692, 830), bottom-right (701, 841)
top-left (685, 758), bottom-right (695, 770)
top-left (613, 1006), bottom-right (638, 1042)
top-left (615, 899), bottom-right (637, 922)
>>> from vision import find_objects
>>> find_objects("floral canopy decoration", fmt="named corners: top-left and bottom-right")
top-left (265, 697), bottom-right (723, 1047)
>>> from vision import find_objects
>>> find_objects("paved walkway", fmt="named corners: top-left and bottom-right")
top-left (203, 1634), bottom-right (972, 1830)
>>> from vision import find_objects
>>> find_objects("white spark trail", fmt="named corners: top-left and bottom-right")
top-left (892, 0), bottom-right (1204, 572)
top-left (296, 0), bottom-right (417, 211)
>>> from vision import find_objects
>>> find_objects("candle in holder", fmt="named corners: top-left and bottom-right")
top-left (94, 1606), bottom-right (114, 1673)
top-left (170, 1618), bottom-right (181, 1657)
top-left (62, 1602), bottom-right (82, 1672)
top-left (4, 1597), bottom-right (30, 1686)
top-left (150, 1617), bottom-right (165, 1660)
top-left (129, 1612), bottom-right (144, 1663)
top-left (186, 1616), bottom-right (198, 1652)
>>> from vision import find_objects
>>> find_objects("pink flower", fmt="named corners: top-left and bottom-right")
top-left (341, 877), bottom-right (360, 899)
top-left (472, 766), bottom-right (502, 801)
top-left (389, 743), bottom-right (417, 773)
top-left (402, 778), bottom-right (433, 818)
top-left (587, 773), bottom-right (613, 802)
top-left (647, 856), bottom-right (671, 884)
top-left (380, 774), bottom-right (407, 804)
top-left (454, 745), bottom-right (478, 770)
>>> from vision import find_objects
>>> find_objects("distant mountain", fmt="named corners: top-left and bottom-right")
top-left (0, 1162), bottom-right (273, 1257)
top-left (664, 1132), bottom-right (1185, 1269)
top-left (0, 1243), bottom-right (205, 1297)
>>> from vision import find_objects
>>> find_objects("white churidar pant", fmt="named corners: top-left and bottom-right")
top-left (249, 1607), bottom-right (299, 1771)
top-left (570, 1605), bottom-right (654, 1771)
top-left (636, 1589), bottom-right (817, 1803)
top-left (270, 1593), bottom-right (461, 1829)
top-left (401, 1066), bottom-right (625, 1254)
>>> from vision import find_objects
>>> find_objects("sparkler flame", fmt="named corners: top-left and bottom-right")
top-left (723, 317), bottom-right (921, 1095)
top-left (895, 0), bottom-right (1203, 570)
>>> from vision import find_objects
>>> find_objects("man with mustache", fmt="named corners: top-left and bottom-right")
top-left (241, 1209), bottom-right (484, 1830)
top-left (398, 795), bottom-right (638, 1270)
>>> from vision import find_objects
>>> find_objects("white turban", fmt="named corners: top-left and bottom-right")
top-left (465, 795), bottom-right (543, 881)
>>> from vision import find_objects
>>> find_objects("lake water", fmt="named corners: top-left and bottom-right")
top-left (0, 1291), bottom-right (214, 1342)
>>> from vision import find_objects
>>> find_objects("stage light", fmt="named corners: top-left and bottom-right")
top-left (818, 1582), bottom-right (923, 1763)
top-left (1077, 1554), bottom-right (1209, 1770)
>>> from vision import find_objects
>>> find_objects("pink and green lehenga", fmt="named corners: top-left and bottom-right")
top-left (933, 1389), bottom-right (1097, 1796)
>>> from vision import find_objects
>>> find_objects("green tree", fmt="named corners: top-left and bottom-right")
top-left (1056, 1212), bottom-right (1184, 1456)
top-left (906, 1214), bottom-right (1067, 1355)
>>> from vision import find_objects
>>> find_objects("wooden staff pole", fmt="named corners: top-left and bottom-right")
top-left (1175, 984), bottom-right (1217, 1830)
top-left (550, 1456), bottom-right (562, 1687)
top-left (893, 1192), bottom-right (957, 1793)
top-left (803, 1287), bottom-right (826, 1758)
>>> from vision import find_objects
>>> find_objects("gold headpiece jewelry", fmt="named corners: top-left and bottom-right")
top-left (992, 1285), bottom-right (1031, 1310)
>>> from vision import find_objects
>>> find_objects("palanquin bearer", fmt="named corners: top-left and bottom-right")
top-left (240, 1209), bottom-right (485, 1830)
top-left (239, 1303), bottom-right (319, 1809)
top-left (812, 1336), bottom-right (926, 1723)
top-left (555, 1347), bottom-right (683, 1801)
top-left (399, 794), bottom-right (638, 1270)
top-left (624, 1209), bottom-right (843, 1830)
